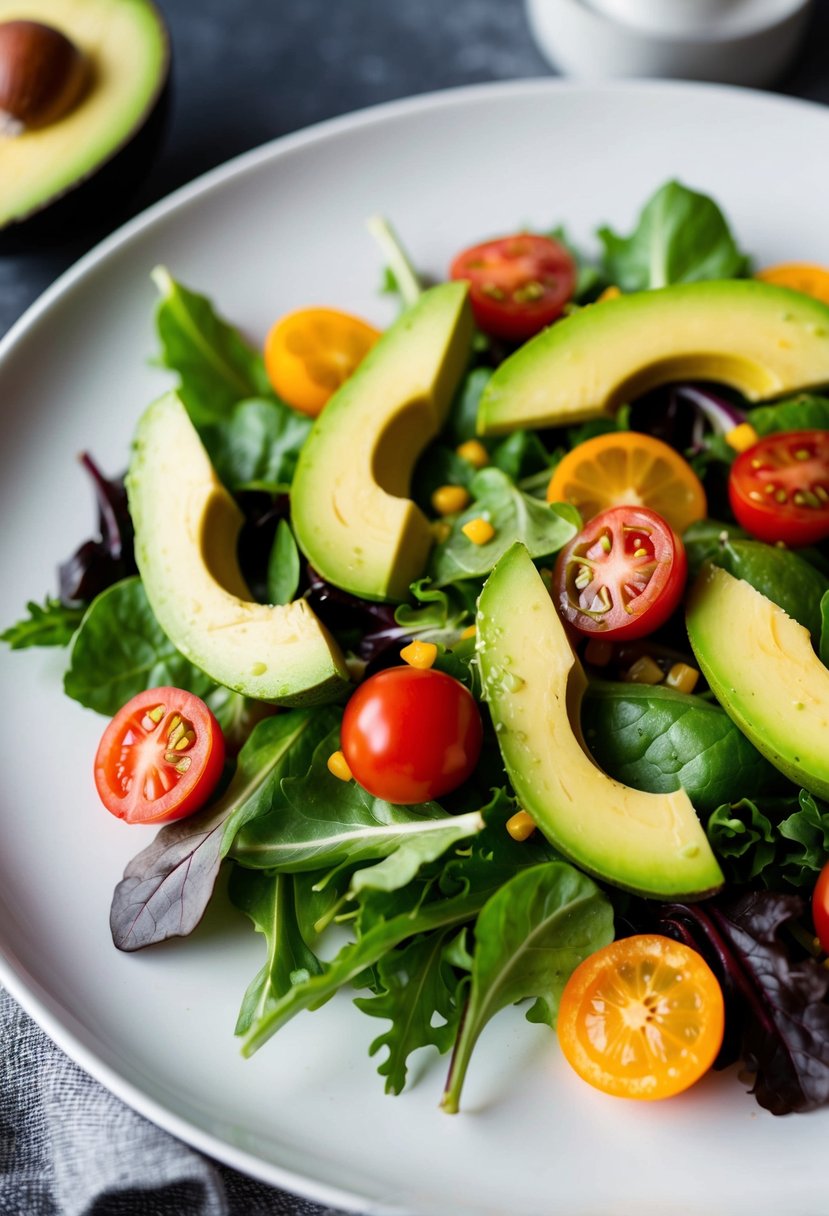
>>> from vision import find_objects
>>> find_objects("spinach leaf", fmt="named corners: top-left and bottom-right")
top-left (200, 398), bottom-right (312, 494)
top-left (2, 597), bottom-right (84, 649)
top-left (429, 467), bottom-right (580, 587)
top-left (582, 681), bottom-right (777, 813)
top-left (749, 394), bottom-right (829, 437)
top-left (683, 519), bottom-right (749, 579)
top-left (707, 789), bottom-right (829, 890)
top-left (441, 862), bottom-right (614, 1112)
top-left (152, 267), bottom-right (273, 426)
top-left (109, 709), bottom-right (336, 950)
top-left (230, 729), bottom-right (485, 876)
top-left (697, 541), bottom-right (828, 643)
top-left (660, 892), bottom-right (829, 1115)
top-left (490, 430), bottom-right (554, 482)
top-left (597, 180), bottom-right (747, 292)
top-left (267, 520), bottom-right (301, 605)
top-left (354, 929), bottom-right (466, 1094)
top-left (229, 869), bottom-right (323, 1036)
top-left (821, 590), bottom-right (829, 667)
top-left (545, 224), bottom-right (606, 301)
top-left (446, 367), bottom-right (493, 445)
top-left (412, 444), bottom-right (475, 510)
top-left (64, 578), bottom-right (213, 715)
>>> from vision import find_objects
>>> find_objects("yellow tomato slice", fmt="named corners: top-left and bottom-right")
top-left (755, 262), bottom-right (829, 306)
top-left (547, 431), bottom-right (706, 534)
top-left (557, 935), bottom-right (724, 1101)
top-left (264, 307), bottom-right (381, 416)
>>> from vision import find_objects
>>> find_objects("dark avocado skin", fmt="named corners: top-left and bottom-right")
top-left (0, 6), bottom-right (171, 251)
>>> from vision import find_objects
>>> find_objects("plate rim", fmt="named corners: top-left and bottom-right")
top-left (3, 73), bottom-right (829, 1214)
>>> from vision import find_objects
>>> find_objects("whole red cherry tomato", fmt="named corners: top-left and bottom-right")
top-left (728, 429), bottom-right (829, 547)
top-left (94, 687), bottom-right (225, 824)
top-left (450, 233), bottom-right (576, 342)
top-left (341, 666), bottom-right (483, 804)
top-left (552, 505), bottom-right (687, 641)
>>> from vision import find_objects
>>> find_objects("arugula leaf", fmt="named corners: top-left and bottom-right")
top-left (707, 789), bottom-right (829, 890)
top-left (597, 181), bottom-right (747, 292)
top-left (152, 267), bottom-right (274, 426)
top-left (821, 591), bottom-right (829, 668)
top-left (229, 869), bottom-right (323, 1035)
top-left (749, 394), bottom-right (829, 437)
top-left (354, 930), bottom-right (466, 1094)
top-left (110, 709), bottom-right (335, 950)
top-left (392, 580), bottom-right (470, 648)
top-left (429, 468), bottom-right (580, 587)
top-left (64, 578), bottom-right (213, 715)
top-left (230, 729), bottom-right (485, 876)
top-left (1, 597), bottom-right (84, 649)
top-left (441, 862), bottom-right (614, 1112)
top-left (267, 520), bottom-right (301, 606)
top-left (199, 398), bottom-right (312, 494)
top-left (581, 681), bottom-right (779, 814)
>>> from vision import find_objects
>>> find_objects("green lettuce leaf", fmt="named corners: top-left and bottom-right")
top-left (748, 394), bottom-right (829, 437)
top-left (707, 789), bottom-right (829, 890)
top-left (199, 398), bottom-right (312, 493)
top-left (597, 180), bottom-right (747, 291)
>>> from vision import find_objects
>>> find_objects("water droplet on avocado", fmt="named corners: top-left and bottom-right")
top-left (503, 672), bottom-right (525, 693)
top-left (251, 661), bottom-right (268, 676)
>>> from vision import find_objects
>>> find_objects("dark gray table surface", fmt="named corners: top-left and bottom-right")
top-left (2, 0), bottom-right (829, 338)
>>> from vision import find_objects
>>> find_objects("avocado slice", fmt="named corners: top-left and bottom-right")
top-left (477, 543), bottom-right (723, 899)
top-left (0, 0), bottom-right (168, 231)
top-left (687, 564), bottom-right (829, 799)
top-left (291, 283), bottom-right (473, 601)
top-left (127, 393), bottom-right (350, 706)
top-left (477, 281), bottom-right (829, 434)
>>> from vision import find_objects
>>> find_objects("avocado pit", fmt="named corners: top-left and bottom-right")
top-left (0, 20), bottom-right (88, 133)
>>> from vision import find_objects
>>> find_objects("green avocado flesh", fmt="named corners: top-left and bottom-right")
top-left (687, 565), bottom-right (829, 799)
top-left (0, 0), bottom-right (168, 227)
top-left (477, 544), bottom-right (723, 899)
top-left (127, 393), bottom-right (350, 706)
top-left (291, 283), bottom-right (473, 601)
top-left (477, 280), bottom-right (829, 434)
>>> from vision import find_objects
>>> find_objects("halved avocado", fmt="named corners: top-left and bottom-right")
top-left (291, 283), bottom-right (474, 602)
top-left (127, 393), bottom-right (350, 707)
top-left (687, 564), bottom-right (829, 799)
top-left (477, 281), bottom-right (829, 434)
top-left (477, 543), bottom-right (723, 899)
top-left (0, 0), bottom-right (169, 233)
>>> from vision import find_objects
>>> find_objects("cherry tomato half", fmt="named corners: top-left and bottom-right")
top-left (557, 935), bottom-right (725, 1101)
top-left (340, 666), bottom-right (483, 804)
top-left (552, 505), bottom-right (687, 641)
top-left (450, 234), bottom-right (576, 342)
top-left (264, 307), bottom-right (381, 417)
top-left (94, 687), bottom-right (225, 824)
top-left (813, 861), bottom-right (829, 954)
top-left (728, 429), bottom-right (829, 547)
top-left (546, 431), bottom-right (707, 535)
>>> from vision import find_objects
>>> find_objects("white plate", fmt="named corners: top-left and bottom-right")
top-left (1, 80), bottom-right (828, 1216)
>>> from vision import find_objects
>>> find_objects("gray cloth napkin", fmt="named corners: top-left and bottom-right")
top-left (0, 988), bottom-right (353, 1216)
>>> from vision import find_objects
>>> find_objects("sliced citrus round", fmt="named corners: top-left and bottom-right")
top-left (557, 934), bottom-right (724, 1100)
top-left (755, 262), bottom-right (829, 306)
top-left (546, 431), bottom-right (706, 534)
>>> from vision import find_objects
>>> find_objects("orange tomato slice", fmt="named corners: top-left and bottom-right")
top-left (755, 262), bottom-right (829, 306)
top-left (546, 431), bottom-right (706, 534)
top-left (264, 307), bottom-right (381, 416)
top-left (557, 934), bottom-right (724, 1101)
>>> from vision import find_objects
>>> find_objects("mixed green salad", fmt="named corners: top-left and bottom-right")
top-left (7, 180), bottom-right (829, 1115)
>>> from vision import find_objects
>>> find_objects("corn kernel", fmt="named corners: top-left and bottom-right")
top-left (584, 639), bottom-right (613, 667)
top-left (456, 439), bottom-right (490, 469)
top-left (400, 639), bottom-right (438, 669)
top-left (665, 662), bottom-right (700, 695)
top-left (725, 423), bottom-right (759, 453)
top-left (430, 520), bottom-right (451, 544)
top-left (462, 517), bottom-right (495, 545)
top-left (597, 285), bottom-right (622, 303)
top-left (506, 810), bottom-right (537, 842)
top-left (327, 750), bottom-right (352, 781)
top-left (623, 655), bottom-right (664, 685)
top-left (432, 484), bottom-right (470, 516)
top-left (460, 624), bottom-right (477, 640)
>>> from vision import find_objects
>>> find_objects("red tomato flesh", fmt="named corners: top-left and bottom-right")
top-left (728, 429), bottom-right (829, 547)
top-left (450, 234), bottom-right (576, 342)
top-left (553, 506), bottom-right (687, 641)
top-left (813, 861), bottom-right (829, 954)
top-left (94, 687), bottom-right (225, 824)
top-left (341, 666), bottom-right (483, 804)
